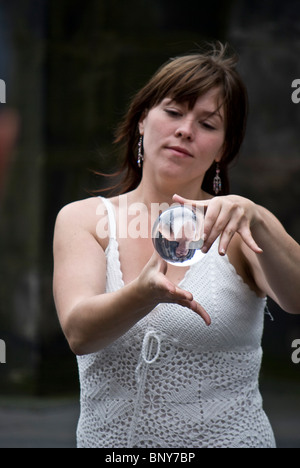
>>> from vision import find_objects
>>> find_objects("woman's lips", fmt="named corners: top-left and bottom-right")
top-left (167, 146), bottom-right (193, 157)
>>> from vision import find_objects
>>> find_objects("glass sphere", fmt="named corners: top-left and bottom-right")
top-left (152, 204), bottom-right (205, 266)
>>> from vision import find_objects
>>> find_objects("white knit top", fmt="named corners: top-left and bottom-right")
top-left (76, 197), bottom-right (276, 448)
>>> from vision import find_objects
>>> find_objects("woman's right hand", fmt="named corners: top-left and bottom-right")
top-left (137, 251), bottom-right (211, 326)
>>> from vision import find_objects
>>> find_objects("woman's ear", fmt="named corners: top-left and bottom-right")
top-left (138, 109), bottom-right (148, 136)
top-left (215, 141), bottom-right (225, 164)
top-left (138, 121), bottom-right (144, 136)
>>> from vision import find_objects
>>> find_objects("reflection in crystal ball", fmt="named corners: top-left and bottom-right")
top-left (152, 205), bottom-right (205, 266)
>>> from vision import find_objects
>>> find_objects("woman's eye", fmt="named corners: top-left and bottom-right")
top-left (201, 122), bottom-right (216, 130)
top-left (165, 109), bottom-right (181, 117)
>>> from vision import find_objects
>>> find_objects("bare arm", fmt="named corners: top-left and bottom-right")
top-left (243, 205), bottom-right (300, 314)
top-left (53, 199), bottom-right (210, 355)
top-left (173, 194), bottom-right (300, 315)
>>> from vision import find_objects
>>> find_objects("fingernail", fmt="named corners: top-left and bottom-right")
top-left (220, 248), bottom-right (226, 256)
top-left (201, 245), bottom-right (208, 253)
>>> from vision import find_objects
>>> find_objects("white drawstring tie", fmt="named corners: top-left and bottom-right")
top-left (135, 330), bottom-right (161, 384)
top-left (142, 330), bottom-right (161, 364)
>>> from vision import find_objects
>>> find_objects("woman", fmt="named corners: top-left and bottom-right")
top-left (53, 43), bottom-right (300, 448)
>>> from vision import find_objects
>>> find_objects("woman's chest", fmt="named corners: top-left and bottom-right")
top-left (116, 233), bottom-right (261, 297)
top-left (117, 236), bottom-right (190, 286)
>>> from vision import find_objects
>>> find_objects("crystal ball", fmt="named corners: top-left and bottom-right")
top-left (152, 204), bottom-right (205, 266)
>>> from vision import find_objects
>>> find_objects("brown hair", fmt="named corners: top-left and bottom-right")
top-left (101, 42), bottom-right (248, 196)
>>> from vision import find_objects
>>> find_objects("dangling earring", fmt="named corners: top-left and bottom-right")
top-left (213, 163), bottom-right (222, 195)
top-left (137, 136), bottom-right (144, 168)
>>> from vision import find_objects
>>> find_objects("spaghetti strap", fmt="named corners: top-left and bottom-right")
top-left (100, 196), bottom-right (117, 240)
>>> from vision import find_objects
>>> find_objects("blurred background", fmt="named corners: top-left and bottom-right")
top-left (0, 0), bottom-right (299, 448)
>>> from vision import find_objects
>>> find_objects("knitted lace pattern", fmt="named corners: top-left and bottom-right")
top-left (76, 197), bottom-right (276, 448)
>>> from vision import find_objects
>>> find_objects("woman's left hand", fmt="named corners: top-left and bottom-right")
top-left (172, 193), bottom-right (263, 256)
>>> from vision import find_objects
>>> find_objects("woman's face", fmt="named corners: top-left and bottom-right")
top-left (138, 87), bottom-right (225, 187)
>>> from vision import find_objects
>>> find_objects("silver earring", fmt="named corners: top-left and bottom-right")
top-left (213, 163), bottom-right (222, 195)
top-left (137, 136), bottom-right (144, 168)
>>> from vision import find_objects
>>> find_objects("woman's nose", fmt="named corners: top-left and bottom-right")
top-left (175, 119), bottom-right (194, 140)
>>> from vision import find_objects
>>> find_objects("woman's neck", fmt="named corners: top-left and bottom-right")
top-left (128, 175), bottom-right (209, 209)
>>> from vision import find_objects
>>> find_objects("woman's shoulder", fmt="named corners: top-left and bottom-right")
top-left (56, 196), bottom-right (104, 224)
top-left (55, 196), bottom-right (111, 249)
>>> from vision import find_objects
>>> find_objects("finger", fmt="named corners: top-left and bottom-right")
top-left (154, 259), bottom-right (211, 326)
top-left (173, 193), bottom-right (194, 205)
top-left (169, 285), bottom-right (211, 326)
top-left (168, 285), bottom-right (193, 302)
top-left (238, 224), bottom-right (263, 254)
top-left (173, 194), bottom-right (222, 254)
top-left (172, 193), bottom-right (209, 209)
top-left (217, 210), bottom-right (246, 255)
top-left (172, 194), bottom-right (210, 246)
top-left (218, 222), bottom-right (236, 256)
top-left (201, 200), bottom-right (223, 252)
top-left (177, 298), bottom-right (211, 326)
top-left (196, 302), bottom-right (211, 326)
